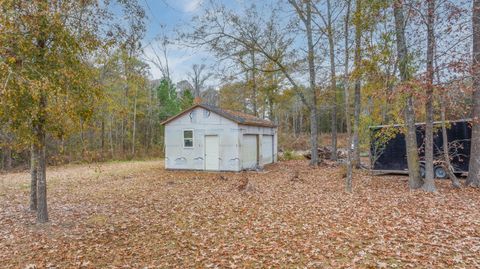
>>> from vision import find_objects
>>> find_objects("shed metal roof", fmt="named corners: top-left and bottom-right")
top-left (160, 103), bottom-right (277, 128)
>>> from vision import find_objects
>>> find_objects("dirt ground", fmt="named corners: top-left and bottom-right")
top-left (1, 160), bottom-right (479, 268)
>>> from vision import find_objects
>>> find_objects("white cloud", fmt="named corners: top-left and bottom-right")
top-left (182, 0), bottom-right (203, 13)
top-left (164, 0), bottom-right (203, 13)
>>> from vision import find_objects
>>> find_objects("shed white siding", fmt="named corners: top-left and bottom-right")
top-left (163, 106), bottom-right (277, 171)
top-left (164, 107), bottom-right (241, 171)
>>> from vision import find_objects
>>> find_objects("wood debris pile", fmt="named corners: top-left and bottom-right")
top-left (303, 146), bottom-right (348, 160)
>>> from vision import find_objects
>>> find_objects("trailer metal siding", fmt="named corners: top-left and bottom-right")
top-left (370, 120), bottom-right (471, 173)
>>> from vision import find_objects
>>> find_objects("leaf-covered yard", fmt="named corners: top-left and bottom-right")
top-left (1, 160), bottom-right (479, 268)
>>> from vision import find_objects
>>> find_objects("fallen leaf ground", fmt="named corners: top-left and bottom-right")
top-left (1, 160), bottom-right (479, 268)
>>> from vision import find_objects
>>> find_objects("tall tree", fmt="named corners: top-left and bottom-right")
top-left (146, 32), bottom-right (172, 80)
top-left (466, 0), bottom-right (480, 187)
top-left (0, 0), bottom-right (147, 222)
top-left (188, 64), bottom-right (212, 99)
top-left (118, 0), bottom-right (146, 155)
top-left (312, 0), bottom-right (339, 161)
top-left (0, 0), bottom-right (106, 222)
top-left (440, 89), bottom-right (461, 188)
top-left (180, 88), bottom-right (195, 109)
top-left (393, 0), bottom-right (423, 189)
top-left (344, 0), bottom-right (353, 192)
top-left (288, 0), bottom-right (320, 165)
top-left (422, 0), bottom-right (437, 192)
top-left (327, 0), bottom-right (338, 161)
top-left (352, 0), bottom-right (363, 168)
top-left (434, 54), bottom-right (461, 188)
top-left (157, 78), bottom-right (180, 120)
top-left (250, 50), bottom-right (259, 116)
top-left (129, 59), bottom-right (149, 157)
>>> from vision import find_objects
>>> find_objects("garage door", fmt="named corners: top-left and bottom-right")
top-left (242, 134), bottom-right (258, 169)
top-left (205, 135), bottom-right (219, 170)
top-left (262, 135), bottom-right (274, 164)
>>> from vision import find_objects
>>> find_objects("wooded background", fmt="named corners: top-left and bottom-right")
top-left (0, 0), bottom-right (472, 168)
top-left (1, 0), bottom-right (479, 222)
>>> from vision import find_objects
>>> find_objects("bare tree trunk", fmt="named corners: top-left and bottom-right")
top-left (291, 113), bottom-right (296, 136)
top-left (352, 0), bottom-right (362, 168)
top-left (29, 144), bottom-right (37, 211)
top-left (32, 30), bottom-right (49, 223)
top-left (301, 112), bottom-right (304, 134)
top-left (3, 146), bottom-right (12, 170)
top-left (148, 114), bottom-right (154, 152)
top-left (294, 105), bottom-right (299, 136)
top-left (422, 0), bottom-right (436, 192)
top-left (393, 0), bottom-right (422, 189)
top-left (1, 137), bottom-right (11, 170)
top-left (35, 93), bottom-right (48, 223)
top-left (121, 116), bottom-right (126, 155)
top-left (467, 0), bottom-right (480, 187)
top-left (305, 0), bottom-right (320, 165)
top-left (80, 119), bottom-right (85, 156)
top-left (269, 97), bottom-right (274, 121)
top-left (122, 84), bottom-right (128, 155)
top-left (309, 108), bottom-right (319, 165)
top-left (344, 0), bottom-right (353, 192)
top-left (36, 140), bottom-right (48, 223)
top-left (440, 93), bottom-right (461, 188)
top-left (101, 119), bottom-right (105, 153)
top-left (327, 0), bottom-right (338, 161)
top-left (132, 89), bottom-right (138, 157)
top-left (433, 44), bottom-right (460, 188)
top-left (243, 72), bottom-right (249, 113)
top-left (382, 70), bottom-right (395, 123)
top-left (114, 119), bottom-right (119, 152)
top-left (122, 51), bottom-right (132, 155)
top-left (146, 88), bottom-right (153, 152)
top-left (0, 148), bottom-right (3, 171)
top-left (109, 115), bottom-right (115, 158)
top-left (60, 136), bottom-right (65, 156)
top-left (250, 50), bottom-right (258, 117)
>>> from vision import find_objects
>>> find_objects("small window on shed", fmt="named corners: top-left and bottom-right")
top-left (183, 130), bottom-right (194, 148)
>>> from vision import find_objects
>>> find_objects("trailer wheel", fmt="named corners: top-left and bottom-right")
top-left (434, 166), bottom-right (448, 179)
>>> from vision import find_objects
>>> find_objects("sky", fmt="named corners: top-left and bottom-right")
top-left (136, 0), bottom-right (473, 88)
top-left (137, 0), bottom-right (323, 88)
top-left (139, 0), bottom-right (275, 86)
top-left (140, 0), bottom-right (226, 84)
top-left (140, 0), bottom-right (206, 83)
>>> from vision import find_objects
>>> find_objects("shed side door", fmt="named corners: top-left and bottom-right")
top-left (262, 135), bottom-right (274, 164)
top-left (205, 135), bottom-right (219, 170)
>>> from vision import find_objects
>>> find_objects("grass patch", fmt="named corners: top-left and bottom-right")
top-left (279, 150), bottom-right (305, 161)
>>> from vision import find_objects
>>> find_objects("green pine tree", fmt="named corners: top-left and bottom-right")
top-left (180, 89), bottom-right (194, 110)
top-left (157, 78), bottom-right (180, 120)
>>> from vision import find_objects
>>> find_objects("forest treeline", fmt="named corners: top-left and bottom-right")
top-left (1, 0), bottom-right (479, 223)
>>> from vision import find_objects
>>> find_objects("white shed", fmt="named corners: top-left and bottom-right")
top-left (161, 103), bottom-right (277, 171)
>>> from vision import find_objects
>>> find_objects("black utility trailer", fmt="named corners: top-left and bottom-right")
top-left (370, 119), bottom-right (471, 178)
